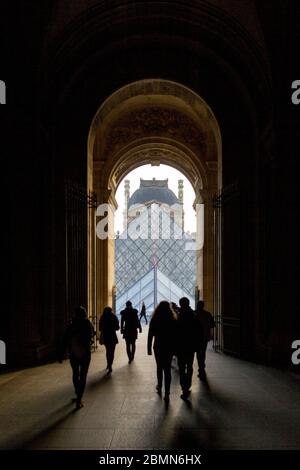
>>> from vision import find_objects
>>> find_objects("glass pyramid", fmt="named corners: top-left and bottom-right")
top-left (115, 203), bottom-right (196, 315)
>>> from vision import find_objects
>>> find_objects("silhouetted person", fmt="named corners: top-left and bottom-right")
top-left (176, 297), bottom-right (196, 400)
top-left (59, 306), bottom-right (95, 410)
top-left (139, 301), bottom-right (148, 325)
top-left (195, 300), bottom-right (215, 380)
top-left (147, 301), bottom-right (178, 402)
top-left (99, 307), bottom-right (120, 373)
top-left (120, 301), bottom-right (142, 363)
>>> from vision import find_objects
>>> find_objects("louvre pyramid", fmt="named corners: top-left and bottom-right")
top-left (115, 204), bottom-right (196, 314)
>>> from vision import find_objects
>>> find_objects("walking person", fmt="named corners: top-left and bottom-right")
top-left (139, 301), bottom-right (148, 325)
top-left (59, 306), bottom-right (95, 410)
top-left (176, 297), bottom-right (197, 401)
top-left (99, 306), bottom-right (120, 373)
top-left (147, 301), bottom-right (178, 403)
top-left (195, 300), bottom-right (215, 381)
top-left (120, 301), bottom-right (142, 363)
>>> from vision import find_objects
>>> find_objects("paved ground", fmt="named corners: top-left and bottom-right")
top-left (0, 325), bottom-right (299, 450)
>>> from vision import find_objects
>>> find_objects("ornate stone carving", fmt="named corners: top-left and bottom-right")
top-left (112, 143), bottom-right (202, 190)
top-left (104, 107), bottom-right (206, 157)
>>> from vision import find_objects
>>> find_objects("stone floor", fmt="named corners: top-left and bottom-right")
top-left (0, 326), bottom-right (299, 450)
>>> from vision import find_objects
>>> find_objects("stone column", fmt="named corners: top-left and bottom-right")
top-left (88, 183), bottom-right (96, 327)
top-left (93, 163), bottom-right (117, 330)
top-left (194, 197), bottom-right (204, 301)
top-left (198, 189), bottom-right (216, 314)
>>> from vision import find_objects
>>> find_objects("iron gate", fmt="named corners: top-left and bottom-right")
top-left (213, 191), bottom-right (223, 352)
top-left (65, 180), bottom-right (97, 331)
top-left (213, 183), bottom-right (241, 355)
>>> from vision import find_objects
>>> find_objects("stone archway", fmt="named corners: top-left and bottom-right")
top-left (87, 79), bottom-right (222, 322)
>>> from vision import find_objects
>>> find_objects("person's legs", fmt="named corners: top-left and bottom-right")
top-left (131, 340), bottom-right (136, 360)
top-left (186, 351), bottom-right (195, 390)
top-left (154, 350), bottom-right (163, 393)
top-left (106, 343), bottom-right (115, 371)
top-left (177, 355), bottom-right (188, 393)
top-left (203, 341), bottom-right (208, 368)
top-left (156, 364), bottom-right (163, 393)
top-left (163, 354), bottom-right (172, 398)
top-left (105, 345), bottom-right (110, 368)
top-left (70, 356), bottom-right (80, 397)
top-left (196, 348), bottom-right (203, 373)
top-left (110, 344), bottom-right (116, 367)
top-left (125, 339), bottom-right (131, 362)
top-left (76, 353), bottom-right (91, 408)
top-left (197, 341), bottom-right (208, 379)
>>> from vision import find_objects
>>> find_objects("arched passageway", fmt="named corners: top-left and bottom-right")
top-left (2, 1), bottom-right (300, 458)
top-left (6, 0), bottom-right (294, 369)
top-left (87, 79), bottom-right (221, 331)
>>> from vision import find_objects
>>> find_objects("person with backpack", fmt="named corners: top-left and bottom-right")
top-left (59, 306), bottom-right (95, 410)
top-left (120, 300), bottom-right (142, 363)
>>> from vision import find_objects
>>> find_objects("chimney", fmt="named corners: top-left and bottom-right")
top-left (0, 80), bottom-right (6, 104)
top-left (178, 179), bottom-right (184, 203)
top-left (123, 180), bottom-right (130, 230)
top-left (178, 179), bottom-right (184, 231)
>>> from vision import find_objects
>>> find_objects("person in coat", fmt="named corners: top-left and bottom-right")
top-left (195, 300), bottom-right (215, 380)
top-left (147, 301), bottom-right (178, 402)
top-left (99, 306), bottom-right (120, 373)
top-left (176, 297), bottom-right (197, 400)
top-left (139, 301), bottom-right (148, 325)
top-left (120, 300), bottom-right (142, 363)
top-left (59, 306), bottom-right (95, 410)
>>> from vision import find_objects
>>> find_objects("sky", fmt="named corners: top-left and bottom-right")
top-left (114, 164), bottom-right (197, 233)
